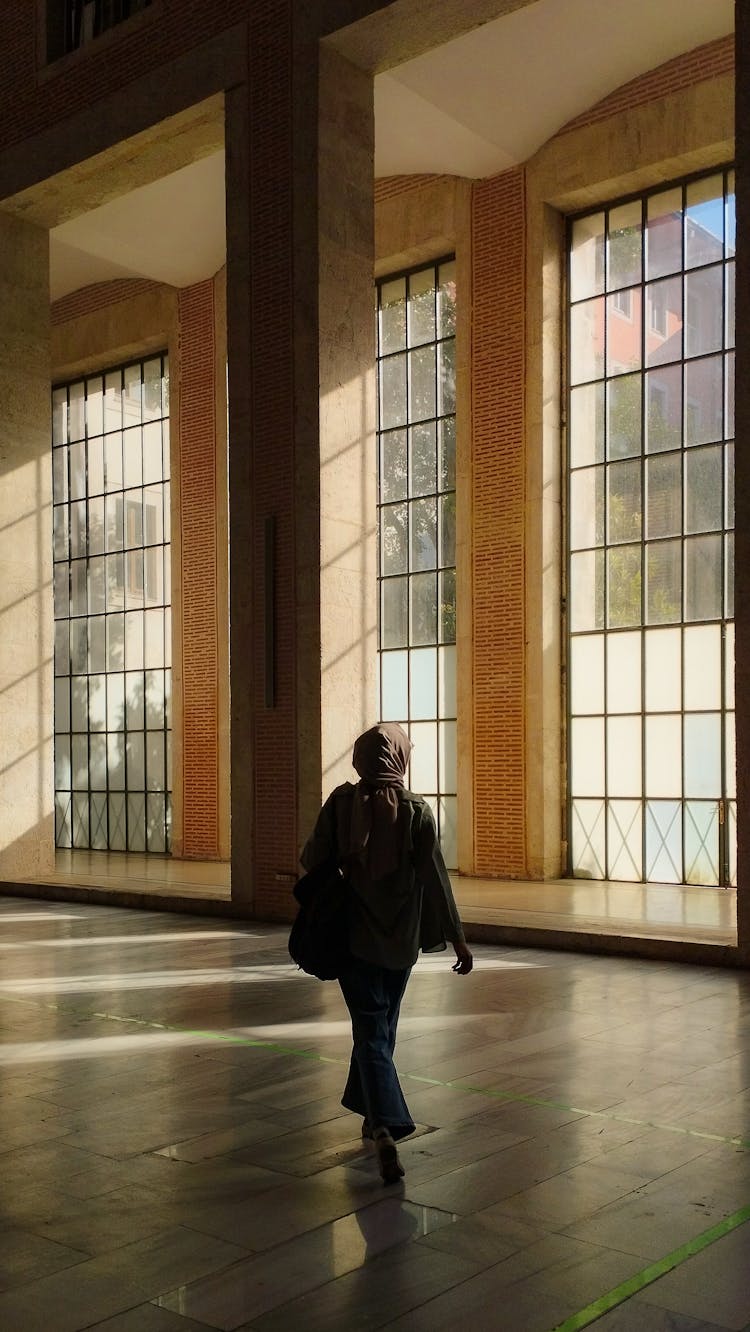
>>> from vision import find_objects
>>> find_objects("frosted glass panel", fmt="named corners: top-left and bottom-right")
top-left (109, 793), bottom-right (126, 850)
top-left (570, 717), bottom-right (605, 796)
top-left (409, 722), bottom-right (438, 792)
top-left (381, 431), bottom-right (407, 503)
top-left (55, 678), bottom-right (70, 733)
top-left (570, 550), bottom-right (604, 631)
top-left (725, 622), bottom-right (734, 709)
top-left (409, 347), bottom-right (436, 421)
top-left (684, 801), bottom-right (719, 884)
top-left (685, 533), bottom-right (722, 621)
top-left (379, 278), bottom-right (406, 354)
top-left (438, 796), bottom-right (457, 871)
top-left (71, 678), bottom-right (88, 732)
top-left (55, 793), bottom-right (72, 848)
top-left (607, 717), bottom-right (641, 797)
top-left (55, 736), bottom-right (71, 791)
top-left (725, 712), bottom-right (736, 800)
top-left (147, 734), bottom-right (166, 792)
top-left (144, 609), bottom-right (165, 669)
top-left (608, 544), bottom-right (641, 628)
top-left (608, 374), bottom-right (642, 459)
top-left (127, 732), bottom-right (145, 789)
top-left (88, 674), bottom-right (106, 732)
top-left (685, 268), bottom-right (722, 357)
top-left (147, 794), bottom-right (167, 853)
top-left (644, 628), bottom-right (681, 711)
top-left (380, 355), bottom-right (407, 429)
top-left (381, 651), bottom-right (407, 721)
top-left (684, 624), bottom-right (721, 710)
top-left (645, 714), bottom-right (681, 797)
top-left (52, 388), bottom-right (68, 446)
top-left (570, 213), bottom-right (604, 300)
top-left (72, 735), bottom-right (88, 790)
top-left (128, 794), bottom-right (146, 852)
top-left (606, 631), bottom-right (641, 713)
top-left (570, 467), bottom-right (603, 550)
top-left (107, 735), bottom-right (125, 790)
top-left (570, 299), bottom-right (604, 384)
top-left (684, 713), bottom-right (721, 797)
top-left (126, 671), bottom-right (145, 729)
top-left (89, 617), bottom-right (106, 673)
top-left (569, 382), bottom-right (604, 468)
top-left (570, 635), bottom-right (604, 715)
top-left (439, 721), bottom-right (457, 793)
top-left (608, 800), bottom-right (642, 880)
top-left (410, 647), bottom-right (437, 720)
top-left (571, 799), bottom-right (605, 878)
top-left (382, 579), bottom-right (407, 648)
top-left (90, 793), bottom-right (108, 850)
top-left (607, 292), bottom-right (641, 374)
top-left (125, 611), bottom-right (144, 670)
top-left (608, 201), bottom-right (642, 289)
top-left (107, 675), bottom-right (124, 732)
top-left (438, 645), bottom-right (456, 717)
top-left (72, 793), bottom-right (89, 848)
top-left (408, 266), bottom-right (435, 346)
top-left (89, 734), bottom-right (107, 790)
top-left (646, 800), bottom-right (682, 883)
top-left (381, 504), bottom-right (407, 575)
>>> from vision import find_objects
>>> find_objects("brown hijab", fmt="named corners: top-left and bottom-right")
top-left (349, 722), bottom-right (413, 880)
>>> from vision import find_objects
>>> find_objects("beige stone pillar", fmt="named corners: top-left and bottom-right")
top-left (0, 213), bottom-right (53, 879)
top-left (314, 45), bottom-right (377, 813)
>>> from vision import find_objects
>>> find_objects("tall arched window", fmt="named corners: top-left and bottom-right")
top-left (52, 355), bottom-right (172, 853)
top-left (376, 259), bottom-right (458, 866)
top-left (567, 170), bottom-right (736, 885)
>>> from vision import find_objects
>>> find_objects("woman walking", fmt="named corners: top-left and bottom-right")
top-left (300, 722), bottom-right (473, 1184)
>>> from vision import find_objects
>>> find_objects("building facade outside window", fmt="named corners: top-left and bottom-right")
top-left (567, 169), bottom-right (736, 885)
top-left (376, 259), bottom-right (458, 867)
top-left (52, 355), bottom-right (172, 853)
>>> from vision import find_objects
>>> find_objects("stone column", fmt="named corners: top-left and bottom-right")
top-left (315, 44), bottom-right (377, 812)
top-left (0, 212), bottom-right (53, 880)
top-left (226, 12), bottom-right (376, 917)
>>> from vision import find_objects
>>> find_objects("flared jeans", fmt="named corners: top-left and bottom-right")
top-left (338, 958), bottom-right (415, 1141)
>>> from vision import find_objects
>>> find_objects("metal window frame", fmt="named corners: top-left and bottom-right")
top-left (565, 165), bottom-right (736, 887)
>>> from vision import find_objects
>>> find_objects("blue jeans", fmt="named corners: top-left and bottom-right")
top-left (338, 959), bottom-right (415, 1141)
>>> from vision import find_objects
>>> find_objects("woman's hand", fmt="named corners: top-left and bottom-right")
top-left (451, 941), bottom-right (473, 975)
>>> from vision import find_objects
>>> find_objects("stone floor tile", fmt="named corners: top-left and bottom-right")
top-left (0, 895), bottom-right (748, 1332)
top-left (0, 1229), bottom-right (90, 1291)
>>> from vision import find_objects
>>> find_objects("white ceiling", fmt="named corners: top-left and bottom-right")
top-left (49, 0), bottom-right (734, 300)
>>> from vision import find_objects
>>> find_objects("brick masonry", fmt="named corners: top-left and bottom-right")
top-left (471, 167), bottom-right (527, 877)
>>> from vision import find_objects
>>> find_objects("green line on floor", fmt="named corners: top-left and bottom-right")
top-left (3, 991), bottom-right (750, 1152)
top-left (551, 1203), bottom-right (750, 1331)
top-left (170, 1028), bottom-right (750, 1151)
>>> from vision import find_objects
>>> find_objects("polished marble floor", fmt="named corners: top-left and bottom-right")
top-left (8, 850), bottom-right (739, 955)
top-left (1, 895), bottom-right (749, 1330)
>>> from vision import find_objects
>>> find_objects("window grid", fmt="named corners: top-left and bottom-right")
top-left (567, 167), bottom-right (735, 886)
top-left (52, 355), bottom-right (172, 854)
top-left (376, 258), bottom-right (458, 868)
